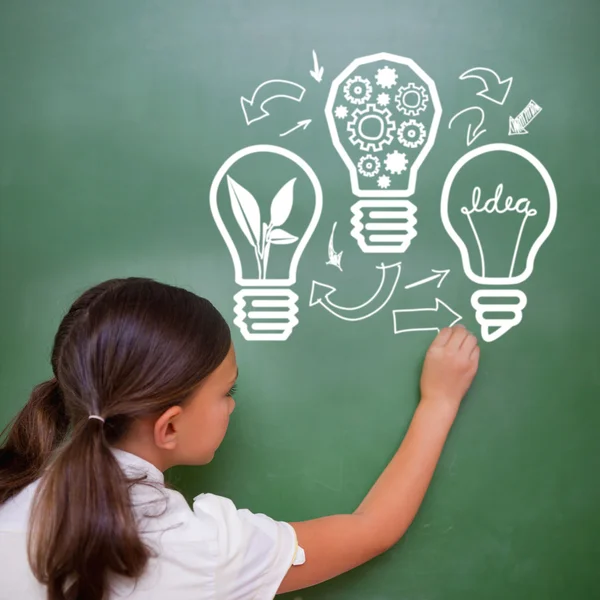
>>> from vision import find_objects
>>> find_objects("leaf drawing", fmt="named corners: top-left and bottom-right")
top-left (227, 175), bottom-right (261, 248)
top-left (268, 228), bottom-right (299, 245)
top-left (269, 178), bottom-right (296, 227)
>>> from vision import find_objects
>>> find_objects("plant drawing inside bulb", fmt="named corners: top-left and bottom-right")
top-left (441, 143), bottom-right (557, 342)
top-left (210, 144), bottom-right (322, 341)
top-left (325, 52), bottom-right (442, 253)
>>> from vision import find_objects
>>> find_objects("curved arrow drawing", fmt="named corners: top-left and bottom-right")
top-left (393, 298), bottom-right (462, 334)
top-left (449, 107), bottom-right (487, 146)
top-left (459, 67), bottom-right (513, 106)
top-left (241, 80), bottom-right (306, 125)
top-left (325, 221), bottom-right (343, 271)
top-left (310, 262), bottom-right (402, 322)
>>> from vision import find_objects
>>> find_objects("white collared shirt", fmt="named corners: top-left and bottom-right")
top-left (0, 449), bottom-right (304, 599)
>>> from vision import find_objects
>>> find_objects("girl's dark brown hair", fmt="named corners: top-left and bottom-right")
top-left (0, 277), bottom-right (231, 600)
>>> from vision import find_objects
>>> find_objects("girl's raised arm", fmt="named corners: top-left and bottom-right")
top-left (278, 325), bottom-right (479, 594)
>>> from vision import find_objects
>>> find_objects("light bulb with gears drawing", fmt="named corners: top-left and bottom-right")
top-left (325, 53), bottom-right (442, 253)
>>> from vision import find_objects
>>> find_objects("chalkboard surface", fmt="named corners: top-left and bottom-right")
top-left (1, 1), bottom-right (599, 598)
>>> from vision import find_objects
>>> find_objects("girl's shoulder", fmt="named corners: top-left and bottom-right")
top-left (0, 479), bottom-right (40, 532)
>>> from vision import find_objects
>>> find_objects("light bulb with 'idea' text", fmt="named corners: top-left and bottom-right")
top-left (441, 143), bottom-right (557, 342)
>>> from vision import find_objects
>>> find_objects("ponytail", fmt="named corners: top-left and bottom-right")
top-left (0, 379), bottom-right (68, 504)
top-left (28, 418), bottom-right (149, 600)
top-left (0, 380), bottom-right (147, 599)
top-left (1, 277), bottom-right (231, 599)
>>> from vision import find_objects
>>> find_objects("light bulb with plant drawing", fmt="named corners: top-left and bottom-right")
top-left (441, 143), bottom-right (557, 342)
top-left (210, 145), bottom-right (322, 342)
top-left (325, 52), bottom-right (442, 253)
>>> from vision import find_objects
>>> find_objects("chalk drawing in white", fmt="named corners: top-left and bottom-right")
top-left (393, 299), bottom-right (462, 335)
top-left (404, 269), bottom-right (450, 289)
top-left (310, 262), bottom-right (402, 322)
top-left (448, 106), bottom-right (487, 147)
top-left (471, 289), bottom-right (528, 343)
top-left (334, 105), bottom-right (349, 119)
top-left (210, 145), bottom-right (322, 341)
top-left (310, 50), bottom-right (324, 83)
top-left (441, 143), bottom-right (557, 342)
top-left (280, 119), bottom-right (312, 138)
top-left (241, 80), bottom-right (306, 125)
top-left (508, 100), bottom-right (542, 135)
top-left (398, 119), bottom-right (427, 148)
top-left (325, 222), bottom-right (343, 271)
top-left (459, 67), bottom-right (513, 106)
top-left (325, 53), bottom-right (442, 254)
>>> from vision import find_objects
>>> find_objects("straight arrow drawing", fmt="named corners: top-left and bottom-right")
top-left (279, 119), bottom-right (312, 138)
top-left (404, 269), bottom-right (450, 290)
top-left (393, 299), bottom-right (462, 334)
top-left (508, 100), bottom-right (542, 135)
top-left (240, 80), bottom-right (306, 125)
top-left (309, 50), bottom-right (324, 83)
top-left (459, 67), bottom-right (513, 105)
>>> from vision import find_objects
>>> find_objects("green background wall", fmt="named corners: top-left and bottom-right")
top-left (1, 1), bottom-right (598, 598)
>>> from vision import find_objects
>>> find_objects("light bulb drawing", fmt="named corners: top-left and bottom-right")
top-left (325, 52), bottom-right (442, 254)
top-left (441, 143), bottom-right (557, 342)
top-left (210, 145), bottom-right (322, 341)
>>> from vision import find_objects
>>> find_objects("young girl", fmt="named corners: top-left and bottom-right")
top-left (0, 277), bottom-right (479, 600)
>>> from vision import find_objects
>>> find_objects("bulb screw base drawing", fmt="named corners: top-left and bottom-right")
top-left (471, 289), bottom-right (528, 343)
top-left (233, 288), bottom-right (299, 341)
top-left (350, 199), bottom-right (417, 253)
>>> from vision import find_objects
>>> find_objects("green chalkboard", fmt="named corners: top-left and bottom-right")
top-left (1, 1), bottom-right (599, 598)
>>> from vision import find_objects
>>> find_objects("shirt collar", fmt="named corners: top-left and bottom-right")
top-left (110, 448), bottom-right (165, 484)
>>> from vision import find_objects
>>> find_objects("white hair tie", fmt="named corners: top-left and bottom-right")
top-left (88, 415), bottom-right (105, 423)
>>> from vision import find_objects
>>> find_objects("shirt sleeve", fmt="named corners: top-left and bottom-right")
top-left (193, 493), bottom-right (301, 600)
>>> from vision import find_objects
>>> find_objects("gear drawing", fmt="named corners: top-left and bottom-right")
top-left (377, 93), bottom-right (390, 106)
top-left (343, 76), bottom-right (373, 105)
top-left (335, 105), bottom-right (349, 119)
top-left (377, 175), bottom-right (391, 189)
top-left (357, 154), bottom-right (381, 178)
top-left (384, 150), bottom-right (409, 175)
top-left (375, 66), bottom-right (398, 89)
top-left (398, 119), bottom-right (427, 148)
top-left (347, 104), bottom-right (396, 153)
top-left (395, 82), bottom-right (429, 116)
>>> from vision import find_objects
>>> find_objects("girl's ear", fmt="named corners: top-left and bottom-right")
top-left (153, 406), bottom-right (184, 450)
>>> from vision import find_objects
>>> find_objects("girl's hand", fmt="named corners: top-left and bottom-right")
top-left (420, 325), bottom-right (480, 415)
